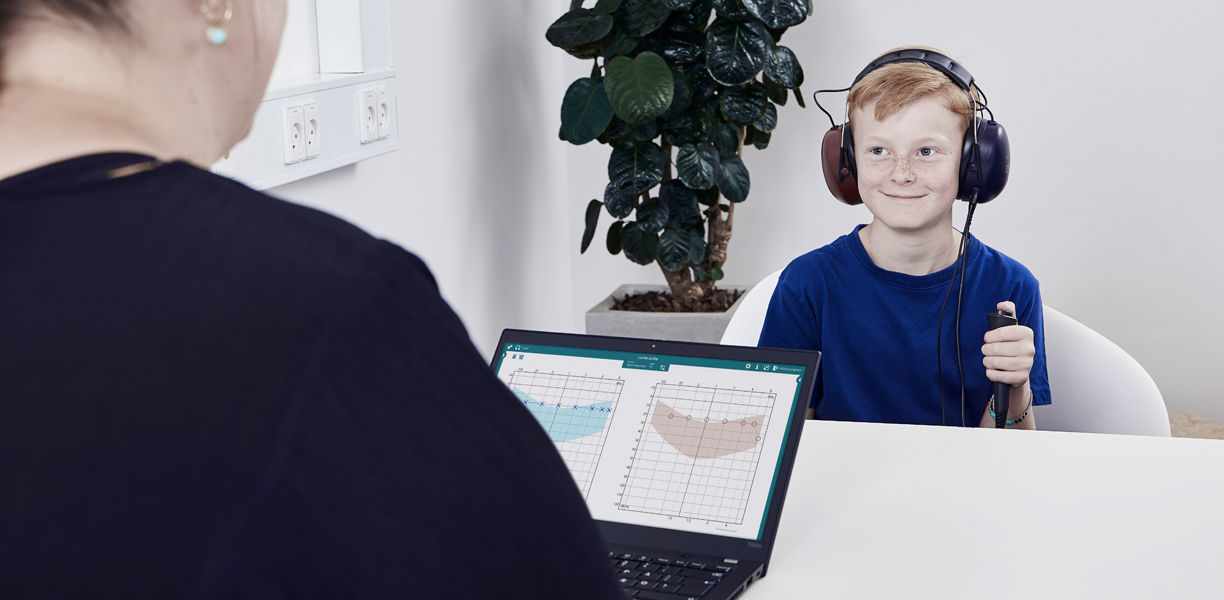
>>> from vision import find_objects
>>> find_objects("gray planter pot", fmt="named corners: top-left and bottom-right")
top-left (585, 284), bottom-right (751, 344)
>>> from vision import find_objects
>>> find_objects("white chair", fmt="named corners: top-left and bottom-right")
top-left (720, 270), bottom-right (1171, 436)
top-left (720, 268), bottom-right (784, 347)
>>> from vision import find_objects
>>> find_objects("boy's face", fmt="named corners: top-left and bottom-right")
top-left (852, 95), bottom-right (964, 234)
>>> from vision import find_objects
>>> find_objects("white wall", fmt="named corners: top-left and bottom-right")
top-left (269, 0), bottom-right (575, 361)
top-left (267, 0), bottom-right (1224, 422)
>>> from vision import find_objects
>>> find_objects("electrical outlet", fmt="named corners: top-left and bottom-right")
top-left (360, 90), bottom-right (378, 143)
top-left (377, 87), bottom-right (391, 139)
top-left (282, 105), bottom-right (306, 163)
top-left (303, 102), bottom-right (321, 158)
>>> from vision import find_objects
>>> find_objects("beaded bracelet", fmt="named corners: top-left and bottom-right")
top-left (987, 387), bottom-right (1033, 426)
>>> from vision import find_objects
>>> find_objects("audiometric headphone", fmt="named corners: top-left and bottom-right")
top-left (815, 49), bottom-right (1010, 206)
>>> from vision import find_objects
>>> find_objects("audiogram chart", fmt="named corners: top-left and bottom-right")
top-left (619, 383), bottom-right (775, 524)
top-left (508, 370), bottom-right (623, 499)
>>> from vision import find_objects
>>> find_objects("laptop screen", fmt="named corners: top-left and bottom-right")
top-left (492, 337), bottom-right (809, 542)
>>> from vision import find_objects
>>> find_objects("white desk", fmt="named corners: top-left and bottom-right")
top-left (750, 420), bottom-right (1224, 598)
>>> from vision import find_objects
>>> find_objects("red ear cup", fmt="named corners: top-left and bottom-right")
top-left (821, 126), bottom-right (861, 205)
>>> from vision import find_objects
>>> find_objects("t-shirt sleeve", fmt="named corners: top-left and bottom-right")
top-left (1018, 285), bottom-right (1052, 407)
top-left (757, 272), bottom-right (820, 352)
top-left (200, 244), bottom-right (623, 600)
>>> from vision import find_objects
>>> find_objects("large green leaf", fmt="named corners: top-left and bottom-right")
top-left (693, 186), bottom-right (721, 205)
top-left (705, 17), bottom-right (771, 85)
top-left (657, 227), bottom-right (694, 271)
top-left (621, 222), bottom-right (660, 265)
top-left (546, 8), bottom-right (615, 48)
top-left (751, 128), bottom-right (771, 149)
top-left (752, 101), bottom-right (777, 132)
top-left (675, 142), bottom-right (719, 189)
top-left (597, 116), bottom-right (634, 145)
top-left (765, 44), bottom-right (804, 88)
top-left (581, 199), bottom-right (602, 253)
top-left (561, 78), bottom-right (615, 145)
top-left (604, 182), bottom-right (637, 218)
top-left (635, 197), bottom-right (670, 232)
top-left (593, 0), bottom-right (624, 15)
top-left (688, 228), bottom-right (706, 263)
top-left (762, 76), bottom-right (789, 105)
top-left (639, 29), bottom-right (706, 65)
top-left (662, 67), bottom-right (694, 118)
top-left (660, 180), bottom-right (702, 228)
top-left (670, 0), bottom-right (712, 32)
top-left (711, 121), bottom-right (740, 154)
top-left (719, 82), bottom-right (768, 125)
top-left (607, 220), bottom-right (625, 254)
top-left (602, 30), bottom-right (639, 58)
top-left (741, 0), bottom-right (809, 28)
top-left (632, 119), bottom-right (659, 141)
top-left (615, 0), bottom-right (672, 37)
top-left (608, 141), bottom-right (667, 194)
top-left (716, 152), bottom-right (750, 202)
top-left (662, 0), bottom-right (699, 9)
top-left (713, 0), bottom-right (751, 20)
top-left (687, 61), bottom-right (719, 101)
top-left (605, 52), bottom-right (674, 125)
top-left (663, 104), bottom-right (713, 146)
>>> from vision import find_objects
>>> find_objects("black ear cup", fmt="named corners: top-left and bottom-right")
top-left (957, 119), bottom-right (1010, 203)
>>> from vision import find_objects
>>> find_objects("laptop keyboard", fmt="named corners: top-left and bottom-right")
top-left (608, 552), bottom-right (732, 599)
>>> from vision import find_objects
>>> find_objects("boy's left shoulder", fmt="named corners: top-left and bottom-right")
top-left (973, 236), bottom-right (1039, 285)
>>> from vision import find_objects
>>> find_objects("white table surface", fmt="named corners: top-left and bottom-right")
top-left (747, 420), bottom-right (1224, 599)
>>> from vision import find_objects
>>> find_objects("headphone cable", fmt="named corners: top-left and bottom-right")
top-left (937, 189), bottom-right (980, 426)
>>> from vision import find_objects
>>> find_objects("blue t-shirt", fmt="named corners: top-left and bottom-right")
top-left (759, 225), bottom-right (1051, 426)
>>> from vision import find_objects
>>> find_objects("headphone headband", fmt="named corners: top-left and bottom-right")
top-left (852, 49), bottom-right (975, 92)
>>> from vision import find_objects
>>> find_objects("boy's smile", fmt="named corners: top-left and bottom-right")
top-left (852, 94), bottom-right (964, 236)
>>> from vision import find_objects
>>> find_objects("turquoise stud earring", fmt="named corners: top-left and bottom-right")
top-left (202, 1), bottom-right (233, 46)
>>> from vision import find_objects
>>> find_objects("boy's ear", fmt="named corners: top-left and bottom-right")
top-left (822, 125), bottom-right (862, 205)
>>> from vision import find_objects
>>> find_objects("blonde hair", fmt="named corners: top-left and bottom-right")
top-left (846, 47), bottom-right (978, 134)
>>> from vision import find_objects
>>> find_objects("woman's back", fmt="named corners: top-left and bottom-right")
top-left (0, 153), bottom-right (621, 598)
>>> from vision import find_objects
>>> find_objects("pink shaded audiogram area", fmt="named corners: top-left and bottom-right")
top-left (650, 399), bottom-right (764, 460)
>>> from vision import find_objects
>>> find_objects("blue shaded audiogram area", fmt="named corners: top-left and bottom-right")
top-left (514, 388), bottom-right (612, 443)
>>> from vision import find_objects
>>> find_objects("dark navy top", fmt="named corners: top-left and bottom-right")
top-left (758, 225), bottom-right (1051, 426)
top-left (0, 153), bottom-right (623, 599)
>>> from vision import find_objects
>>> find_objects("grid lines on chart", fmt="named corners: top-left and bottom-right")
top-left (619, 383), bottom-right (775, 524)
top-left (509, 370), bottom-right (623, 499)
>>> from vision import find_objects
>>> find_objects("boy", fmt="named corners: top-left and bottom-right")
top-left (759, 49), bottom-right (1049, 428)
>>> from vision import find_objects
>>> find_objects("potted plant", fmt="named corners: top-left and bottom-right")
top-left (548, 0), bottom-right (811, 342)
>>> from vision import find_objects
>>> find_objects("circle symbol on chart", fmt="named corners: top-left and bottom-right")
top-left (668, 413), bottom-right (674, 419)
top-left (752, 421), bottom-right (757, 427)
top-left (756, 436), bottom-right (761, 441)
top-left (741, 420), bottom-right (746, 426)
top-left (704, 417), bottom-right (709, 422)
top-left (686, 415), bottom-right (692, 420)
top-left (722, 419), bottom-right (728, 424)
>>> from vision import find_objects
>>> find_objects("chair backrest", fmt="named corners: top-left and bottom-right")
top-left (720, 268), bottom-right (784, 347)
top-left (720, 269), bottom-right (1170, 436)
top-left (1035, 305), bottom-right (1170, 436)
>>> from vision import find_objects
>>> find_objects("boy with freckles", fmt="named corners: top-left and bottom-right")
top-left (759, 50), bottom-right (1050, 428)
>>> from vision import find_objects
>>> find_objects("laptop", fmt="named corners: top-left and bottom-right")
top-left (490, 329), bottom-right (820, 600)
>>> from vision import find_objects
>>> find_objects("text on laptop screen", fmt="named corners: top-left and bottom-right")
top-left (493, 343), bottom-right (807, 541)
